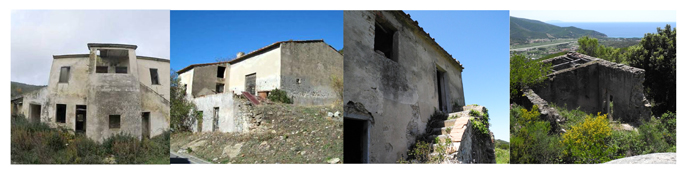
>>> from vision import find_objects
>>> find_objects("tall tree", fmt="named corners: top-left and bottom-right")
top-left (170, 70), bottom-right (199, 132)
top-left (626, 24), bottom-right (676, 115)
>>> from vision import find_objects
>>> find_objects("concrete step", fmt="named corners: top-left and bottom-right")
top-left (431, 119), bottom-right (457, 128)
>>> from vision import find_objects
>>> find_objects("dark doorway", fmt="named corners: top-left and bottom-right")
top-left (212, 107), bottom-right (219, 132)
top-left (197, 111), bottom-right (203, 132)
top-left (75, 105), bottom-right (86, 134)
top-left (142, 112), bottom-right (151, 139)
top-left (344, 118), bottom-right (369, 163)
top-left (29, 104), bottom-right (41, 123)
top-left (56, 104), bottom-right (67, 123)
top-left (436, 67), bottom-right (447, 112)
top-left (245, 73), bottom-right (256, 95)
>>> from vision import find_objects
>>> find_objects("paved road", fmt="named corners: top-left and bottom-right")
top-left (510, 41), bottom-right (573, 52)
top-left (170, 151), bottom-right (211, 164)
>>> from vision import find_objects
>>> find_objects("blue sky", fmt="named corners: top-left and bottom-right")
top-left (170, 11), bottom-right (343, 71)
top-left (511, 10), bottom-right (676, 22)
top-left (406, 11), bottom-right (510, 141)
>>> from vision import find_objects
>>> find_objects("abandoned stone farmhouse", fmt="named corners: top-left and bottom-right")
top-left (177, 40), bottom-right (343, 133)
top-left (343, 11), bottom-right (494, 163)
top-left (10, 43), bottom-right (171, 142)
top-left (522, 52), bottom-right (651, 132)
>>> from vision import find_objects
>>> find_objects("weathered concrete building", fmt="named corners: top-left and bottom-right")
top-left (177, 40), bottom-right (343, 133)
top-left (11, 43), bottom-right (171, 142)
top-left (530, 52), bottom-right (651, 123)
top-left (343, 11), bottom-right (470, 163)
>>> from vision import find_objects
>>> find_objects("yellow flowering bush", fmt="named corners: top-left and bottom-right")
top-left (561, 113), bottom-right (615, 163)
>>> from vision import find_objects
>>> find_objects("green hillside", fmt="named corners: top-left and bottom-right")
top-left (11, 81), bottom-right (45, 97)
top-left (510, 16), bottom-right (607, 45)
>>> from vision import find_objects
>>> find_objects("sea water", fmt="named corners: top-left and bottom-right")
top-left (549, 22), bottom-right (676, 38)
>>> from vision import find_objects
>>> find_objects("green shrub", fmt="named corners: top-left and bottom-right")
top-left (267, 88), bottom-right (293, 104)
top-left (495, 148), bottom-right (510, 164)
top-left (510, 104), bottom-right (562, 164)
top-left (11, 115), bottom-right (169, 164)
top-left (561, 113), bottom-right (615, 163)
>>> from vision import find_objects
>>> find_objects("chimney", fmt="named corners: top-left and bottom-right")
top-left (237, 52), bottom-right (245, 58)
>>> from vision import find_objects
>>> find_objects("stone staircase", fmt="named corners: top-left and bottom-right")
top-left (427, 105), bottom-right (487, 161)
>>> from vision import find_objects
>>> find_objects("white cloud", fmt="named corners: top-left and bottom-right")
top-left (11, 10), bottom-right (170, 85)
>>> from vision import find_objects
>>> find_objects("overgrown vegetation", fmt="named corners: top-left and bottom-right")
top-left (510, 104), bottom-right (676, 164)
top-left (469, 110), bottom-right (490, 135)
top-left (510, 105), bottom-right (562, 163)
top-left (267, 88), bottom-right (293, 104)
top-left (495, 139), bottom-right (510, 164)
top-left (509, 54), bottom-right (552, 99)
top-left (11, 115), bottom-right (169, 164)
top-left (170, 71), bottom-right (200, 132)
top-left (401, 109), bottom-right (451, 163)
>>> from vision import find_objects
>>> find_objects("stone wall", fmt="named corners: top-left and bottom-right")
top-left (280, 42), bottom-right (343, 106)
top-left (533, 53), bottom-right (650, 123)
top-left (343, 11), bottom-right (465, 163)
top-left (456, 120), bottom-right (496, 163)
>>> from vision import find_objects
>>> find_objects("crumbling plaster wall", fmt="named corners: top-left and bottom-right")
top-left (343, 11), bottom-right (465, 163)
top-left (87, 73), bottom-right (143, 142)
top-left (191, 93), bottom-right (241, 133)
top-left (137, 58), bottom-right (171, 100)
top-left (18, 87), bottom-right (48, 121)
top-left (178, 68), bottom-right (195, 98)
top-left (229, 47), bottom-right (281, 94)
top-left (280, 42), bottom-right (343, 105)
top-left (190, 64), bottom-right (227, 97)
top-left (44, 57), bottom-right (90, 129)
top-left (533, 58), bottom-right (649, 123)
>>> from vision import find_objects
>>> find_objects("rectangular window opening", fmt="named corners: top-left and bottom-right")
top-left (150, 68), bottom-right (160, 85)
top-left (216, 83), bottom-right (225, 93)
top-left (115, 67), bottom-right (127, 74)
top-left (374, 20), bottom-right (396, 61)
top-left (217, 66), bottom-right (226, 78)
top-left (96, 66), bottom-right (108, 73)
top-left (109, 115), bottom-right (121, 129)
top-left (59, 67), bottom-right (70, 83)
top-left (56, 104), bottom-right (66, 123)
